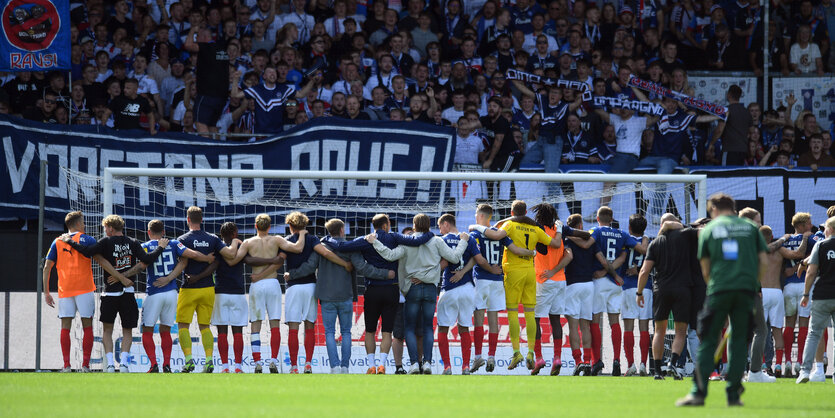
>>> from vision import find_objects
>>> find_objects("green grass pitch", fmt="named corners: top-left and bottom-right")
top-left (1, 374), bottom-right (833, 417)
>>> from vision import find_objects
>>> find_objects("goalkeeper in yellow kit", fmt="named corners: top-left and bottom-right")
top-left (497, 200), bottom-right (565, 369)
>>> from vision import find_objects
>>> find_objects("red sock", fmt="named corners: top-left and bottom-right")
top-left (217, 333), bottom-right (229, 365)
top-left (233, 333), bottom-right (244, 365)
top-left (534, 337), bottom-right (543, 360)
top-left (460, 330), bottom-right (472, 368)
top-left (82, 326), bottom-right (93, 367)
top-left (639, 331), bottom-right (650, 364)
top-left (583, 348), bottom-right (592, 364)
top-left (624, 331), bottom-right (634, 366)
top-left (783, 327), bottom-right (795, 362)
top-left (60, 328), bottom-right (71, 368)
top-left (488, 332), bottom-right (498, 357)
top-left (610, 323), bottom-right (622, 363)
top-left (142, 331), bottom-right (156, 364)
top-left (590, 323), bottom-right (602, 364)
top-left (776, 348), bottom-right (784, 365)
top-left (160, 331), bottom-right (172, 366)
top-left (473, 326), bottom-right (484, 357)
top-left (271, 327), bottom-right (281, 360)
top-left (572, 348), bottom-right (582, 364)
top-left (798, 327), bottom-right (809, 363)
top-left (304, 329), bottom-right (315, 363)
top-left (288, 329), bottom-right (299, 366)
top-left (438, 333), bottom-right (451, 367)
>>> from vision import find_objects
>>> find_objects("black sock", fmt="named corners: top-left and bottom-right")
top-left (653, 359), bottom-right (663, 375)
top-left (670, 353), bottom-right (680, 369)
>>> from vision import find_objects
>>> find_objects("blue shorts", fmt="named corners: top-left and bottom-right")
top-left (194, 94), bottom-right (226, 126)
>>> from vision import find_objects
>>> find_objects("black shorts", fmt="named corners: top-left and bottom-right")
top-left (100, 293), bottom-right (139, 329)
top-left (690, 283), bottom-right (706, 329)
top-left (393, 302), bottom-right (405, 340)
top-left (653, 287), bottom-right (691, 323)
top-left (364, 285), bottom-right (399, 333)
top-left (194, 94), bottom-right (226, 126)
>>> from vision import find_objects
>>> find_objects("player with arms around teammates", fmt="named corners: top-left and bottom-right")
top-left (131, 220), bottom-right (215, 373)
top-left (223, 214), bottom-right (306, 373)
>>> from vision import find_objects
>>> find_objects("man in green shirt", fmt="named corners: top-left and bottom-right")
top-left (677, 193), bottom-right (768, 407)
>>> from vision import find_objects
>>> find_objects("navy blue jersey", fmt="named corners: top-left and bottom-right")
top-left (215, 241), bottom-right (245, 295)
top-left (537, 94), bottom-right (569, 136)
top-left (441, 233), bottom-right (481, 291)
top-left (565, 238), bottom-right (601, 285)
top-left (471, 228), bottom-right (512, 282)
top-left (783, 233), bottom-right (817, 284)
top-left (244, 83), bottom-right (295, 134)
top-left (323, 230), bottom-right (433, 286)
top-left (177, 230), bottom-right (225, 288)
top-left (141, 239), bottom-right (187, 295)
top-left (284, 233), bottom-right (321, 287)
top-left (653, 111), bottom-right (696, 160)
top-left (590, 225), bottom-right (640, 284)
top-left (622, 235), bottom-right (650, 290)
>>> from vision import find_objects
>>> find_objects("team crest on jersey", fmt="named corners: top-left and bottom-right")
top-left (2, 0), bottom-right (60, 51)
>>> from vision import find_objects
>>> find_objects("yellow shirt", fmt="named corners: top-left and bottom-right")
top-left (500, 220), bottom-right (553, 270)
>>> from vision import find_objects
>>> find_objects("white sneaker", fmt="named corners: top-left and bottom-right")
top-left (341, 367), bottom-right (349, 374)
top-left (80, 366), bottom-right (91, 373)
top-left (639, 363), bottom-right (648, 376)
top-left (796, 370), bottom-right (810, 384)
top-left (119, 364), bottom-right (129, 373)
top-left (810, 370), bottom-right (826, 382)
top-left (422, 361), bottom-right (432, 374)
top-left (409, 363), bottom-right (421, 374)
top-left (60, 366), bottom-right (72, 373)
top-left (331, 367), bottom-right (341, 374)
top-left (105, 365), bottom-right (115, 373)
top-left (625, 364), bottom-right (638, 376)
top-left (747, 370), bottom-right (776, 383)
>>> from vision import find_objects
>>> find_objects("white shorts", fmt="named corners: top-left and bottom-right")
top-left (210, 293), bottom-right (248, 327)
top-left (784, 282), bottom-right (811, 318)
top-left (285, 283), bottom-right (317, 323)
top-left (142, 290), bottom-right (178, 327)
top-left (474, 279), bottom-right (505, 312)
top-left (621, 288), bottom-right (653, 320)
top-left (762, 288), bottom-right (785, 328)
top-left (437, 284), bottom-right (476, 327)
top-left (565, 282), bottom-right (594, 321)
top-left (248, 278), bottom-right (282, 322)
top-left (593, 278), bottom-right (622, 314)
top-left (58, 291), bottom-right (95, 318)
top-left (535, 280), bottom-right (566, 318)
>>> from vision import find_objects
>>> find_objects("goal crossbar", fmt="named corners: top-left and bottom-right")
top-left (103, 168), bottom-right (707, 219)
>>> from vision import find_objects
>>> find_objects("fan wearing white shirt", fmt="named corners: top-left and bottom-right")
top-left (324, 0), bottom-right (349, 39)
top-left (280, 0), bottom-right (315, 44)
top-left (455, 116), bottom-right (487, 165)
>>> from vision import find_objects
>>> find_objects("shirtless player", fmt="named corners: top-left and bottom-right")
top-left (224, 214), bottom-right (306, 373)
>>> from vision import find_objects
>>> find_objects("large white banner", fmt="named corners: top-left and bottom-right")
top-left (772, 76), bottom-right (835, 129)
top-left (688, 75), bottom-right (758, 107)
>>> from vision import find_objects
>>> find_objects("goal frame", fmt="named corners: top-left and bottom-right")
top-left (103, 168), bottom-right (707, 220)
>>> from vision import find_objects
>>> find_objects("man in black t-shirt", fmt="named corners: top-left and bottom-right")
top-left (184, 26), bottom-right (230, 136)
top-left (637, 214), bottom-right (698, 380)
top-left (23, 91), bottom-right (58, 124)
top-left (62, 214), bottom-right (167, 373)
top-left (481, 97), bottom-right (519, 172)
top-left (106, 78), bottom-right (156, 134)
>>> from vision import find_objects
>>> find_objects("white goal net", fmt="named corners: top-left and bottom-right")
top-left (54, 166), bottom-right (705, 374)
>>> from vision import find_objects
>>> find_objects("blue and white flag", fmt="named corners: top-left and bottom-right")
top-left (0, 0), bottom-right (70, 71)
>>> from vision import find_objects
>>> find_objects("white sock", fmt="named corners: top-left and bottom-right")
top-left (222, 363), bottom-right (229, 369)
top-left (380, 352), bottom-right (388, 366)
top-left (815, 362), bottom-right (824, 372)
top-left (475, 354), bottom-right (482, 360)
top-left (106, 352), bottom-right (114, 366)
top-left (367, 353), bottom-right (375, 367)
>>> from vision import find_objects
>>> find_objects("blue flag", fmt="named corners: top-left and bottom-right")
top-left (0, 0), bottom-right (70, 71)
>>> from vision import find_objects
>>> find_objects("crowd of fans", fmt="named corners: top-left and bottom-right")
top-left (1, 0), bottom-right (834, 168)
